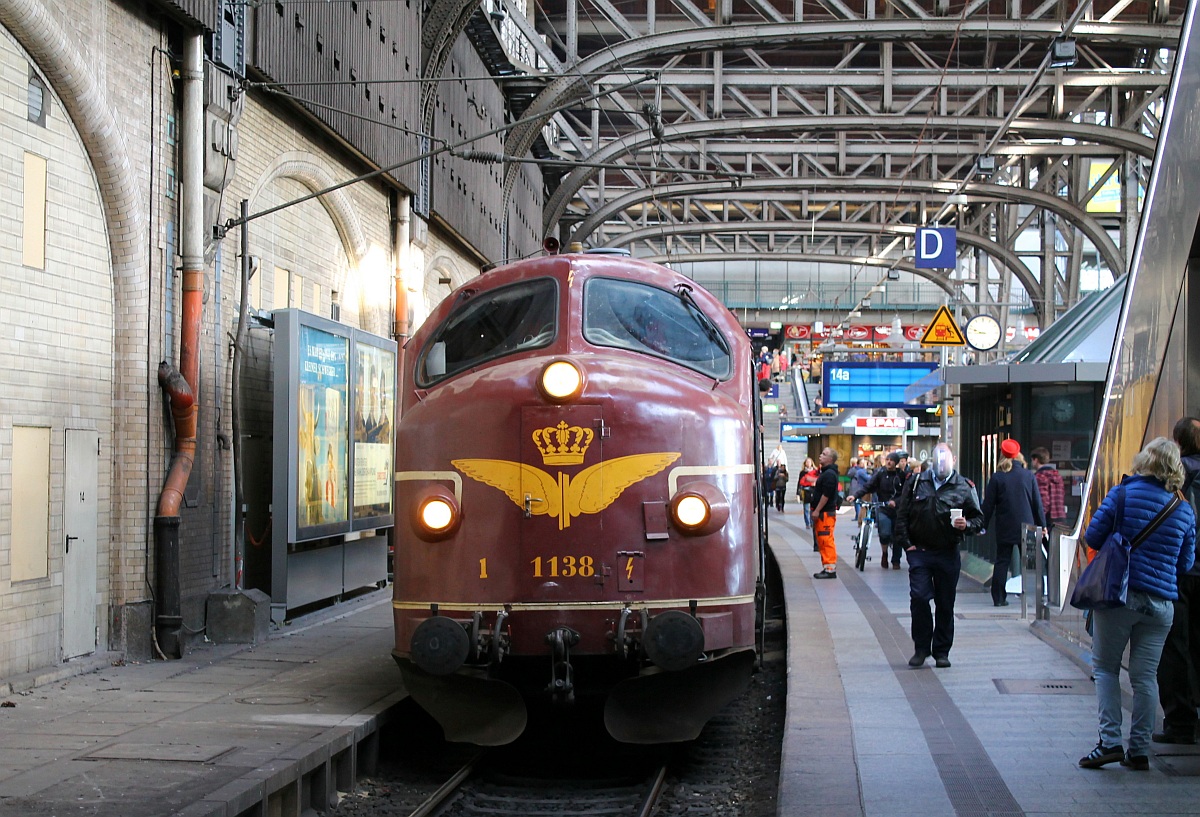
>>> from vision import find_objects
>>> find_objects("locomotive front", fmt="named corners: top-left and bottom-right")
top-left (392, 253), bottom-right (758, 744)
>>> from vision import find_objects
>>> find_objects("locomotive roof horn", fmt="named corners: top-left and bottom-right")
top-left (542, 236), bottom-right (561, 255)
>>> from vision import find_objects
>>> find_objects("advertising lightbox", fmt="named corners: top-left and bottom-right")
top-left (274, 310), bottom-right (396, 542)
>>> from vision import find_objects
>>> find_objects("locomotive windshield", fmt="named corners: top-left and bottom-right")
top-left (583, 277), bottom-right (732, 379)
top-left (417, 278), bottom-right (558, 385)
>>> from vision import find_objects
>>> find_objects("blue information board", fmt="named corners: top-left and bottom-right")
top-left (822, 361), bottom-right (939, 408)
top-left (781, 422), bottom-right (817, 443)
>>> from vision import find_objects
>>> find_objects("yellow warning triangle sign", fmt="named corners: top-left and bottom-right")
top-left (920, 305), bottom-right (966, 346)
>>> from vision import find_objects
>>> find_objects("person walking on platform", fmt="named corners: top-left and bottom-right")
top-left (762, 462), bottom-right (777, 513)
top-left (773, 463), bottom-right (790, 512)
top-left (852, 450), bottom-right (909, 569)
top-left (980, 439), bottom-right (1046, 607)
top-left (1155, 417), bottom-right (1200, 746)
top-left (811, 447), bottom-right (841, 579)
top-left (1079, 437), bottom-right (1195, 770)
top-left (797, 458), bottom-right (819, 530)
top-left (895, 443), bottom-right (984, 668)
top-left (1030, 447), bottom-right (1067, 526)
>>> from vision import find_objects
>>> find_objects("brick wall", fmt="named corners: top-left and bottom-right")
top-left (0, 21), bottom-right (114, 677)
top-left (0, 0), bottom-right (540, 678)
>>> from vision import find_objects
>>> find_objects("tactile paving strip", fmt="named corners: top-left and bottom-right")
top-left (826, 536), bottom-right (1026, 817)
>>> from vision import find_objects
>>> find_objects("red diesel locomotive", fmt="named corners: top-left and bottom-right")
top-left (392, 248), bottom-right (762, 745)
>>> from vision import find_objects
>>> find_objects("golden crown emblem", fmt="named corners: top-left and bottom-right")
top-left (532, 421), bottom-right (594, 466)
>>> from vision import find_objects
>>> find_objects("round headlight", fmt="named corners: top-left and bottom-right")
top-left (412, 486), bottom-right (461, 541)
top-left (674, 495), bottom-right (710, 528)
top-left (540, 359), bottom-right (583, 402)
top-left (420, 498), bottom-right (455, 532)
top-left (670, 482), bottom-right (731, 537)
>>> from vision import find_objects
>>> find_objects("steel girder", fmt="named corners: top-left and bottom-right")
top-left (606, 220), bottom-right (1042, 322)
top-left (487, 1), bottom-right (1181, 316)
top-left (567, 176), bottom-right (1122, 280)
top-left (640, 252), bottom-right (959, 300)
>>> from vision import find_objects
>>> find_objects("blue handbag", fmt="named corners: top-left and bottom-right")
top-left (1070, 483), bottom-right (1183, 610)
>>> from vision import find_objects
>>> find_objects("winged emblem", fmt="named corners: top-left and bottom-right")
top-left (452, 453), bottom-right (680, 529)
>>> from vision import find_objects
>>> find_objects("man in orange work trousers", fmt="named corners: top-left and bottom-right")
top-left (811, 447), bottom-right (841, 579)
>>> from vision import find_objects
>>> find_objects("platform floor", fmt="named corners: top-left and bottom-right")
top-left (770, 508), bottom-right (1200, 816)
top-left (0, 592), bottom-right (402, 817)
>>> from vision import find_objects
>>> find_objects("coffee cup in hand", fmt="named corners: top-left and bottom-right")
top-left (949, 508), bottom-right (963, 521)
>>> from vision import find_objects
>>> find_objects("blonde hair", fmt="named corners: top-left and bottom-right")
top-left (1132, 436), bottom-right (1186, 492)
top-left (802, 458), bottom-right (816, 471)
top-left (997, 453), bottom-right (1026, 473)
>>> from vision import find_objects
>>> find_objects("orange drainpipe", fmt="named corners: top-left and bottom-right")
top-left (154, 34), bottom-right (204, 658)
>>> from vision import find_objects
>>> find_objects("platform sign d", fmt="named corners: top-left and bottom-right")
top-left (915, 227), bottom-right (956, 268)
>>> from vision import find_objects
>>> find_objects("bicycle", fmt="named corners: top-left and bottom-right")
top-left (854, 501), bottom-right (880, 571)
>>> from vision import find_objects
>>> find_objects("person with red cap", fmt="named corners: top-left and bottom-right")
top-left (980, 437), bottom-right (1046, 607)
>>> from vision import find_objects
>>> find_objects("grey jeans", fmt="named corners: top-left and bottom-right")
top-left (1091, 590), bottom-right (1175, 754)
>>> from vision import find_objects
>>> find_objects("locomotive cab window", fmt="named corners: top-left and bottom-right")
top-left (418, 278), bottom-right (558, 385)
top-left (583, 277), bottom-right (731, 379)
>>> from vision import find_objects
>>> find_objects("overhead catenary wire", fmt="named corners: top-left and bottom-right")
top-left (826, 4), bottom-right (1096, 342)
top-left (222, 73), bottom-right (656, 232)
top-left (537, 0), bottom-right (747, 253)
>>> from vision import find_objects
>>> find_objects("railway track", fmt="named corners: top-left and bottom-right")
top-left (418, 760), bottom-right (670, 817)
top-left (334, 562), bottom-right (785, 817)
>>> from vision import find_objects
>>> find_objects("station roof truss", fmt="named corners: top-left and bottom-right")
top-left (469, 0), bottom-right (1184, 327)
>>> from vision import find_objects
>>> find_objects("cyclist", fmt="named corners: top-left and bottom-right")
top-left (852, 450), bottom-right (910, 569)
top-left (846, 457), bottom-right (871, 523)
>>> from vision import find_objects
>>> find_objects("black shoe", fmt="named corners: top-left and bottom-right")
top-left (1079, 742), bottom-right (1124, 768)
top-left (908, 652), bottom-right (929, 667)
top-left (934, 655), bottom-right (951, 668)
top-left (813, 570), bottom-right (837, 580)
top-left (892, 563), bottom-right (902, 569)
top-left (1152, 731), bottom-right (1196, 745)
top-left (993, 600), bottom-right (1010, 607)
top-left (1120, 752), bottom-right (1150, 771)
top-left (880, 562), bottom-right (890, 569)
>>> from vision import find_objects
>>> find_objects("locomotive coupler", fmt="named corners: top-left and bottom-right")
top-left (468, 612), bottom-right (483, 662)
top-left (544, 627), bottom-right (580, 703)
top-left (491, 609), bottom-right (510, 663)
top-left (615, 607), bottom-right (648, 659)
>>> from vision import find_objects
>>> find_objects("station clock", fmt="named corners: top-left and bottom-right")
top-left (965, 314), bottom-right (1002, 351)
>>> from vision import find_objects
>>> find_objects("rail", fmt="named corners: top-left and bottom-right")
top-left (407, 754), bottom-right (482, 817)
top-left (415, 757), bottom-right (672, 817)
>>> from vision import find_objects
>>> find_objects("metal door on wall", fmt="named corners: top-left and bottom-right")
top-left (63, 429), bottom-right (99, 659)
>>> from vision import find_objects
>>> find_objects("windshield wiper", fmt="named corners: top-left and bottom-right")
top-left (675, 284), bottom-right (724, 347)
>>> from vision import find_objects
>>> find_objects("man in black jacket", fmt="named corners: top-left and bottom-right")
top-left (853, 450), bottom-right (909, 568)
top-left (811, 447), bottom-right (842, 579)
top-left (1155, 416), bottom-right (1200, 744)
top-left (896, 443), bottom-right (985, 668)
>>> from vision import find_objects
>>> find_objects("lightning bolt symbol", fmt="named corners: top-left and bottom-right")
top-left (626, 557), bottom-right (635, 581)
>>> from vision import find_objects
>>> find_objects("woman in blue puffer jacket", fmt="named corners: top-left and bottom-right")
top-left (1079, 437), bottom-right (1196, 771)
